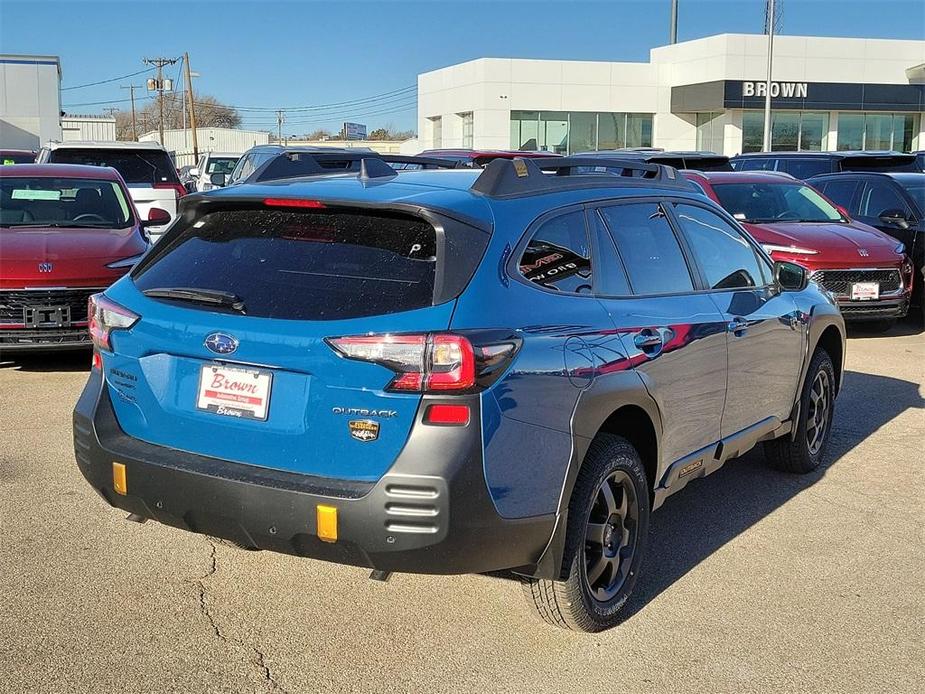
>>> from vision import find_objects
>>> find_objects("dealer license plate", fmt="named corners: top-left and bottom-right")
top-left (850, 282), bottom-right (880, 301)
top-left (196, 364), bottom-right (272, 420)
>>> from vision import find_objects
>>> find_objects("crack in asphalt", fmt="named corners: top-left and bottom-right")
top-left (192, 540), bottom-right (290, 693)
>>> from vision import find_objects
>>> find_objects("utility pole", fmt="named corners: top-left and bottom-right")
top-left (144, 56), bottom-right (179, 144)
top-left (669, 0), bottom-right (678, 44)
top-left (120, 85), bottom-right (140, 140)
top-left (184, 52), bottom-right (200, 161)
top-left (276, 109), bottom-right (285, 144)
top-left (762, 0), bottom-right (777, 151)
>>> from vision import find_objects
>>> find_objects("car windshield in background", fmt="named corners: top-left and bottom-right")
top-left (133, 208), bottom-right (440, 321)
top-left (712, 182), bottom-right (843, 223)
top-left (48, 149), bottom-right (180, 185)
top-left (0, 177), bottom-right (133, 228)
top-left (206, 157), bottom-right (239, 174)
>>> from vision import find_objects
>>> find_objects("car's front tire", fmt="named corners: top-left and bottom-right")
top-left (521, 435), bottom-right (650, 632)
top-left (764, 349), bottom-right (836, 474)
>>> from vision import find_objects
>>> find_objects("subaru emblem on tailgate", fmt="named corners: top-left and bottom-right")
top-left (38, 262), bottom-right (53, 273)
top-left (348, 419), bottom-right (380, 442)
top-left (204, 332), bottom-right (239, 355)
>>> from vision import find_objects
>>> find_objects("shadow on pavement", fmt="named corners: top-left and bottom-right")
top-left (621, 368), bottom-right (924, 620)
top-left (0, 350), bottom-right (91, 373)
top-left (846, 317), bottom-right (924, 340)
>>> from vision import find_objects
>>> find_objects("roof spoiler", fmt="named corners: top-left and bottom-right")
top-left (379, 154), bottom-right (461, 169)
top-left (470, 156), bottom-right (685, 198)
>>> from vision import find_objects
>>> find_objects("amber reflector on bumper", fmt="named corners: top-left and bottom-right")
top-left (112, 462), bottom-right (127, 495)
top-left (316, 505), bottom-right (338, 543)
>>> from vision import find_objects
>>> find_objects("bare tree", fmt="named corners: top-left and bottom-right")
top-left (114, 93), bottom-right (241, 140)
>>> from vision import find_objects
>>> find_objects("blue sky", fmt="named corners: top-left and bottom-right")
top-left (1, 0), bottom-right (923, 135)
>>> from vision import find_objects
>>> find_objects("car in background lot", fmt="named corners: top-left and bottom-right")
top-left (1, 149), bottom-right (36, 165)
top-left (73, 155), bottom-right (845, 632)
top-left (418, 148), bottom-right (560, 167)
top-left (188, 152), bottom-right (240, 192)
top-left (0, 164), bottom-right (156, 350)
top-left (731, 151), bottom-right (918, 179)
top-left (810, 171), bottom-right (925, 322)
top-left (224, 148), bottom-right (458, 185)
top-left (36, 141), bottom-right (185, 240)
top-left (226, 145), bottom-right (360, 186)
top-left (913, 151), bottom-right (925, 172)
top-left (683, 170), bottom-right (912, 328)
top-left (577, 149), bottom-right (733, 171)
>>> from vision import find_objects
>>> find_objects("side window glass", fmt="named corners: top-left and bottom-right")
top-left (786, 159), bottom-right (832, 180)
top-left (674, 204), bottom-right (767, 290)
top-left (818, 180), bottom-right (860, 213)
top-left (739, 158), bottom-right (776, 171)
top-left (518, 210), bottom-right (592, 293)
top-left (859, 181), bottom-right (910, 218)
top-left (589, 210), bottom-right (632, 296)
top-left (599, 203), bottom-right (694, 295)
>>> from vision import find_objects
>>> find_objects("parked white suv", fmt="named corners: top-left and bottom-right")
top-left (36, 141), bottom-right (184, 240)
top-left (189, 152), bottom-right (240, 192)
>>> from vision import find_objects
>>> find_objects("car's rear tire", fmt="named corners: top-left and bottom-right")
top-left (764, 349), bottom-right (836, 474)
top-left (520, 435), bottom-right (650, 632)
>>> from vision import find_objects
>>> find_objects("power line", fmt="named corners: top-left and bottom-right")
top-left (234, 94), bottom-right (418, 123)
top-left (61, 67), bottom-right (155, 91)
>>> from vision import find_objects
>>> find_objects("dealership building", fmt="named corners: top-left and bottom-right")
top-left (416, 33), bottom-right (925, 156)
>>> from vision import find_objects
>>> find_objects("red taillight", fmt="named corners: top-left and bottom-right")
top-left (154, 182), bottom-right (187, 199)
top-left (327, 333), bottom-right (476, 393)
top-left (264, 198), bottom-right (326, 209)
top-left (424, 404), bottom-right (471, 426)
top-left (91, 351), bottom-right (102, 370)
top-left (88, 294), bottom-right (140, 352)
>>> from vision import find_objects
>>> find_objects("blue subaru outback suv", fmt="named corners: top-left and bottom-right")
top-left (74, 156), bottom-right (845, 631)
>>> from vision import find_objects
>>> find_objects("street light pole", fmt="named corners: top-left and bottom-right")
top-left (762, 0), bottom-right (776, 151)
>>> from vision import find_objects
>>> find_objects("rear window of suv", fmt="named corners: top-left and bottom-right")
top-left (133, 206), bottom-right (487, 321)
top-left (47, 148), bottom-right (180, 185)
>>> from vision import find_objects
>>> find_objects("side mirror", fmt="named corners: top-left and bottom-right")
top-left (209, 172), bottom-right (227, 187)
top-left (774, 260), bottom-right (808, 292)
top-left (878, 209), bottom-right (910, 229)
top-left (184, 181), bottom-right (197, 194)
top-left (189, 167), bottom-right (200, 178)
top-left (141, 207), bottom-right (172, 228)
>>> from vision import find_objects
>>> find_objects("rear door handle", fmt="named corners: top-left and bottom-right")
top-left (727, 316), bottom-right (749, 337)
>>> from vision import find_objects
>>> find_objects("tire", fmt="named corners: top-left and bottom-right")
top-left (521, 435), bottom-right (650, 632)
top-left (764, 349), bottom-right (836, 474)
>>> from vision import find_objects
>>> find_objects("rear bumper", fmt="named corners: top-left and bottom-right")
top-left (72, 370), bottom-right (555, 575)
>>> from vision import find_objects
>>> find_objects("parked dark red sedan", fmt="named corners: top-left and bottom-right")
top-left (0, 164), bottom-right (166, 350)
top-left (683, 170), bottom-right (913, 327)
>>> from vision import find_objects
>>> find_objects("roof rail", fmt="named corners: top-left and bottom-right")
top-left (470, 156), bottom-right (688, 198)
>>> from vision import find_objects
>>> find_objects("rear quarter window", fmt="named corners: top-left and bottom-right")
top-left (133, 206), bottom-right (487, 321)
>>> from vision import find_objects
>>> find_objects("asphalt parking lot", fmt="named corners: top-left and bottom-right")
top-left (1, 324), bottom-right (922, 694)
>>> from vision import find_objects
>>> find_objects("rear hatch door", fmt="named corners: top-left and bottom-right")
top-left (103, 199), bottom-right (488, 481)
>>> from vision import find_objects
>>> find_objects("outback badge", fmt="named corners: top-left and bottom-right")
top-left (348, 419), bottom-right (380, 442)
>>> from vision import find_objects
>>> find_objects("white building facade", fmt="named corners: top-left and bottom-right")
top-left (139, 127), bottom-right (270, 166)
top-left (61, 114), bottom-right (116, 141)
top-left (417, 33), bottom-right (925, 156)
top-left (0, 54), bottom-right (61, 149)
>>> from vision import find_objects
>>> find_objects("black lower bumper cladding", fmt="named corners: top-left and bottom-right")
top-left (72, 370), bottom-right (554, 575)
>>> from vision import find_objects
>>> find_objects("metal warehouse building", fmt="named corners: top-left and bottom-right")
top-left (417, 33), bottom-right (925, 156)
top-left (139, 126), bottom-right (270, 166)
top-left (0, 54), bottom-right (62, 149)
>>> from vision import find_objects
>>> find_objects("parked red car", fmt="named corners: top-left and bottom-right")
top-left (683, 170), bottom-right (913, 327)
top-left (0, 164), bottom-right (167, 350)
top-left (418, 149), bottom-right (560, 168)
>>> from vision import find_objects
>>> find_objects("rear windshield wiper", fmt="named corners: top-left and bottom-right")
top-left (142, 287), bottom-right (247, 313)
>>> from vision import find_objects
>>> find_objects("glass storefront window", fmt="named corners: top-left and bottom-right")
top-left (509, 111), bottom-right (653, 153)
top-left (696, 112), bottom-right (723, 152)
top-left (837, 113), bottom-right (921, 151)
top-left (742, 111), bottom-right (829, 153)
top-left (799, 112), bottom-right (829, 151)
top-left (430, 117), bottom-right (442, 148)
top-left (460, 112), bottom-right (473, 149)
top-left (836, 114), bottom-right (864, 150)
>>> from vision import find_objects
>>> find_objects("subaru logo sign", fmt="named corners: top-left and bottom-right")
top-left (38, 262), bottom-right (53, 273)
top-left (204, 333), bottom-right (239, 355)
